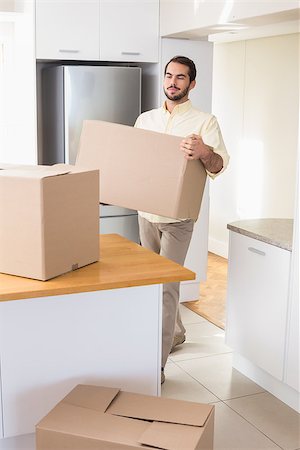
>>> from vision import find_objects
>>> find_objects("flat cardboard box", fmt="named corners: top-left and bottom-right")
top-left (76, 120), bottom-right (207, 221)
top-left (0, 164), bottom-right (99, 280)
top-left (36, 384), bottom-right (214, 450)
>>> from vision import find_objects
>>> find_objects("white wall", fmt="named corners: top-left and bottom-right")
top-left (0, 1), bottom-right (37, 164)
top-left (210, 33), bottom-right (299, 257)
top-left (159, 38), bottom-right (213, 112)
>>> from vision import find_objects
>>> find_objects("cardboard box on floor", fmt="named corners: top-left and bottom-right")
top-left (76, 120), bottom-right (207, 221)
top-left (0, 164), bottom-right (99, 281)
top-left (36, 384), bottom-right (214, 450)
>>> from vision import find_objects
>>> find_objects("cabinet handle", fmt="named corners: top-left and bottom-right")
top-left (248, 247), bottom-right (266, 256)
top-left (59, 49), bottom-right (80, 53)
top-left (121, 51), bottom-right (141, 55)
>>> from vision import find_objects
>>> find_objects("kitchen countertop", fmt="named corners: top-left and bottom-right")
top-left (0, 233), bottom-right (195, 301)
top-left (227, 218), bottom-right (293, 251)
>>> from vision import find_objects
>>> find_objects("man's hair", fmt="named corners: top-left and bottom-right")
top-left (164, 56), bottom-right (197, 82)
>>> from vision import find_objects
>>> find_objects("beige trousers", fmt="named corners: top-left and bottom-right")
top-left (138, 215), bottom-right (194, 368)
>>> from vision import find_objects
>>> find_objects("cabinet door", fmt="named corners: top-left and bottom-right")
top-left (226, 232), bottom-right (291, 380)
top-left (99, 0), bottom-right (159, 62)
top-left (36, 0), bottom-right (99, 60)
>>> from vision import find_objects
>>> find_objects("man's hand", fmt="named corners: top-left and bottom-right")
top-left (180, 134), bottom-right (223, 174)
top-left (180, 134), bottom-right (208, 160)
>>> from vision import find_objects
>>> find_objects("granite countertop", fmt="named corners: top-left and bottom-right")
top-left (227, 219), bottom-right (294, 251)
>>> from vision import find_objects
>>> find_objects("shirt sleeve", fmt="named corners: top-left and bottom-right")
top-left (201, 115), bottom-right (230, 179)
top-left (134, 115), bottom-right (141, 128)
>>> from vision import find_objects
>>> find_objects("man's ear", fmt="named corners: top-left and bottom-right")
top-left (189, 80), bottom-right (196, 91)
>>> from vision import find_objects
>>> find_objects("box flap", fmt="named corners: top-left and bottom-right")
top-left (0, 165), bottom-right (71, 179)
top-left (139, 421), bottom-right (205, 450)
top-left (52, 163), bottom-right (95, 174)
top-left (62, 385), bottom-right (120, 413)
top-left (107, 391), bottom-right (213, 427)
top-left (0, 163), bottom-right (29, 170)
top-left (37, 402), bottom-right (149, 448)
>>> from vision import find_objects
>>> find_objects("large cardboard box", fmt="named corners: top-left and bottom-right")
top-left (36, 384), bottom-right (214, 450)
top-left (0, 164), bottom-right (99, 280)
top-left (76, 120), bottom-right (207, 221)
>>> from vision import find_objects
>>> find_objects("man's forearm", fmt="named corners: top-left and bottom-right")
top-left (200, 148), bottom-right (223, 174)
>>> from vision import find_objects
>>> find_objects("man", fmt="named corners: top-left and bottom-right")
top-left (135, 56), bottom-right (229, 383)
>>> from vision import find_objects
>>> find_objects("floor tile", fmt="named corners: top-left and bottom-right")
top-left (225, 392), bottom-right (300, 450)
top-left (213, 401), bottom-right (281, 449)
top-left (169, 321), bottom-right (231, 362)
top-left (176, 353), bottom-right (265, 400)
top-left (161, 361), bottom-right (219, 403)
top-left (179, 304), bottom-right (206, 325)
top-left (0, 433), bottom-right (35, 450)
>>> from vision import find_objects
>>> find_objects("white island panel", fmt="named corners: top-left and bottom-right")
top-left (0, 285), bottom-right (162, 438)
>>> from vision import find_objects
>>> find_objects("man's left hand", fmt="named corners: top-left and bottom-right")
top-left (180, 134), bottom-right (210, 161)
top-left (180, 134), bottom-right (223, 174)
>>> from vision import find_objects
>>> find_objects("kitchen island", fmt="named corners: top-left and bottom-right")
top-left (0, 234), bottom-right (195, 444)
top-left (226, 219), bottom-right (299, 412)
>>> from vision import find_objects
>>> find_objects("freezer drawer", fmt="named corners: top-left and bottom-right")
top-left (100, 214), bottom-right (140, 243)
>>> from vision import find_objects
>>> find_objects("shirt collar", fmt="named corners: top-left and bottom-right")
top-left (162, 99), bottom-right (192, 116)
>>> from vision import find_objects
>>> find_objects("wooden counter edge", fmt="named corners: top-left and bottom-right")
top-left (0, 234), bottom-right (195, 302)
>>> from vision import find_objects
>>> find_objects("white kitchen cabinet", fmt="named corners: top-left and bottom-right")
top-left (36, 0), bottom-right (100, 60)
top-left (36, 0), bottom-right (159, 63)
top-left (160, 0), bottom-right (298, 38)
top-left (226, 231), bottom-right (291, 381)
top-left (99, 0), bottom-right (159, 62)
top-left (228, 1), bottom-right (299, 23)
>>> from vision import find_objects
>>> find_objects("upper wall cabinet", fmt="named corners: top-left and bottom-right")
top-left (36, 0), bottom-right (100, 60)
top-left (160, 0), bottom-right (299, 37)
top-left (35, 0), bottom-right (159, 63)
top-left (99, 0), bottom-right (159, 63)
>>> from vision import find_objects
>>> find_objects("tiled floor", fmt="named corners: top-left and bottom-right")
top-left (162, 305), bottom-right (300, 450)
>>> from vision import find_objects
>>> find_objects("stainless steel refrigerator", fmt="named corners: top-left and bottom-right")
top-left (41, 65), bottom-right (141, 243)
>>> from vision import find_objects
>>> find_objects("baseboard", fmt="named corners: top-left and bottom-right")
top-left (179, 281), bottom-right (200, 303)
top-left (233, 352), bottom-right (300, 413)
top-left (208, 237), bottom-right (228, 259)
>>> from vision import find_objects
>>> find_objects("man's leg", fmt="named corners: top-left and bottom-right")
top-left (159, 220), bottom-right (194, 367)
top-left (138, 215), bottom-right (161, 254)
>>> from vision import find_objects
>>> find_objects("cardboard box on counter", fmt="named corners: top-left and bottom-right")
top-left (0, 164), bottom-right (99, 281)
top-left (76, 120), bottom-right (207, 221)
top-left (36, 384), bottom-right (214, 450)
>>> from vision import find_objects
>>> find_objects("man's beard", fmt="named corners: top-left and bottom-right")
top-left (164, 85), bottom-right (190, 101)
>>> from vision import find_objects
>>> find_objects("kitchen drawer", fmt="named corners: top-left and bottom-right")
top-left (226, 231), bottom-right (291, 380)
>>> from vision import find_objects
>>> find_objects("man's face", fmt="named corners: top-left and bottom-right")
top-left (163, 61), bottom-right (195, 102)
